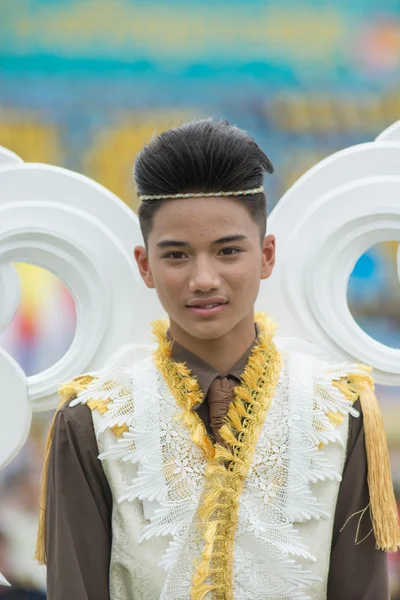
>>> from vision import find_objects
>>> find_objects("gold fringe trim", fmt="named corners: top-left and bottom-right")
top-left (152, 320), bottom-right (215, 460)
top-left (193, 314), bottom-right (281, 599)
top-left (152, 314), bottom-right (281, 598)
top-left (151, 313), bottom-right (281, 600)
top-left (34, 375), bottom-right (128, 565)
top-left (334, 372), bottom-right (400, 552)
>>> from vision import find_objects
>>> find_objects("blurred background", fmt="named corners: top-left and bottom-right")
top-left (0, 0), bottom-right (399, 597)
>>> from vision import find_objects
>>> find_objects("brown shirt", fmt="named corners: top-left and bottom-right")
top-left (45, 340), bottom-right (388, 600)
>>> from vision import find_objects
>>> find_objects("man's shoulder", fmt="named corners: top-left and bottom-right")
top-left (101, 342), bottom-right (155, 370)
top-left (60, 343), bottom-right (155, 400)
top-left (57, 396), bottom-right (95, 440)
top-left (58, 396), bottom-right (92, 419)
top-left (275, 337), bottom-right (371, 379)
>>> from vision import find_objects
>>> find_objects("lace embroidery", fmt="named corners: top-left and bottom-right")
top-left (69, 326), bottom-right (364, 600)
top-left (232, 353), bottom-right (362, 599)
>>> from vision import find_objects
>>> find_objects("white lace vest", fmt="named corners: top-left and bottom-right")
top-left (71, 343), bottom-right (360, 600)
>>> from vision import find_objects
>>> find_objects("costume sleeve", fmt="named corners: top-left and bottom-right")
top-left (327, 400), bottom-right (389, 600)
top-left (45, 401), bottom-right (113, 600)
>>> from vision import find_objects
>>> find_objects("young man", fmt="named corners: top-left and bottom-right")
top-left (38, 120), bottom-right (398, 599)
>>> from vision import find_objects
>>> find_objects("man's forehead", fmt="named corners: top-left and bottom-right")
top-left (148, 197), bottom-right (258, 246)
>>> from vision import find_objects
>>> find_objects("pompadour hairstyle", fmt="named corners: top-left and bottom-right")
top-left (134, 119), bottom-right (274, 245)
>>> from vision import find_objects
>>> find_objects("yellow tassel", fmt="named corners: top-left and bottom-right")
top-left (34, 404), bottom-right (62, 565)
top-left (185, 378), bottom-right (200, 393)
top-left (214, 445), bottom-right (235, 463)
top-left (192, 562), bottom-right (211, 586)
top-left (59, 375), bottom-right (95, 399)
top-left (326, 410), bottom-right (345, 427)
top-left (111, 423), bottom-right (129, 437)
top-left (35, 377), bottom-right (99, 564)
top-left (87, 398), bottom-right (109, 414)
top-left (190, 583), bottom-right (215, 600)
top-left (348, 374), bottom-right (400, 552)
top-left (204, 519), bottom-right (219, 544)
top-left (198, 503), bottom-right (218, 523)
top-left (241, 371), bottom-right (259, 390)
top-left (219, 424), bottom-right (238, 446)
top-left (205, 463), bottom-right (227, 477)
top-left (191, 420), bottom-right (214, 457)
top-left (232, 397), bottom-right (249, 417)
top-left (200, 485), bottom-right (224, 509)
top-left (226, 407), bottom-right (244, 432)
top-left (198, 486), bottom-right (225, 521)
top-left (191, 522), bottom-right (219, 592)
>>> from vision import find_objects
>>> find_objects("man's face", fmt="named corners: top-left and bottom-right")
top-left (135, 196), bottom-right (275, 341)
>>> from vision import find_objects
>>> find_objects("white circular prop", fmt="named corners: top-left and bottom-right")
top-left (0, 263), bottom-right (20, 333)
top-left (258, 137), bottom-right (400, 384)
top-left (0, 347), bottom-right (31, 470)
top-left (0, 164), bottom-right (163, 410)
top-left (0, 148), bottom-right (23, 331)
top-left (376, 122), bottom-right (400, 292)
top-left (0, 147), bottom-right (27, 588)
top-left (0, 146), bottom-right (23, 167)
top-left (376, 119), bottom-right (400, 142)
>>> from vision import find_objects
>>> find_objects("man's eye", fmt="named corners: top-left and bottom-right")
top-left (219, 247), bottom-right (242, 256)
top-left (164, 252), bottom-right (186, 259)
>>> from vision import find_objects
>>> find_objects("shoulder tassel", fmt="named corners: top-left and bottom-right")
top-left (34, 376), bottom-right (95, 565)
top-left (335, 372), bottom-right (400, 552)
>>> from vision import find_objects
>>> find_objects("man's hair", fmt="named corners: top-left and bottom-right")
top-left (134, 119), bottom-right (274, 245)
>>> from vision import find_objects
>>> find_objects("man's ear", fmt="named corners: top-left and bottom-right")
top-left (134, 246), bottom-right (156, 289)
top-left (260, 235), bottom-right (275, 280)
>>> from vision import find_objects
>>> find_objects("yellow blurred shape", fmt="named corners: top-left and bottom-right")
top-left (11, 2), bottom-right (346, 63)
top-left (14, 263), bottom-right (60, 312)
top-left (270, 92), bottom-right (398, 135)
top-left (0, 114), bottom-right (61, 164)
top-left (382, 241), bottom-right (400, 262)
top-left (84, 111), bottom-right (194, 212)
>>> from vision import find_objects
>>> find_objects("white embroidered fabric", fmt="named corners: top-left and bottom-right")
top-left (234, 352), bottom-right (360, 599)
top-left (72, 347), bottom-right (207, 598)
top-left (71, 344), bottom-right (362, 600)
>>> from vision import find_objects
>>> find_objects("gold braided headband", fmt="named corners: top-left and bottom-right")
top-left (138, 185), bottom-right (264, 201)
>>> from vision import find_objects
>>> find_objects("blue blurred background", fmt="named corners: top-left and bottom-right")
top-left (0, 0), bottom-right (399, 596)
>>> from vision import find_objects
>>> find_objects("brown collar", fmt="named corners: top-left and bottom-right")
top-left (169, 324), bottom-right (259, 400)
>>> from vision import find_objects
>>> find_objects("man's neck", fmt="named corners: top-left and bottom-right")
top-left (168, 313), bottom-right (257, 376)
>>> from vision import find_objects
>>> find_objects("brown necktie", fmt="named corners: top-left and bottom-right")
top-left (207, 376), bottom-right (236, 445)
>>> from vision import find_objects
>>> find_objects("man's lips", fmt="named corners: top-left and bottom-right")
top-left (186, 297), bottom-right (228, 308)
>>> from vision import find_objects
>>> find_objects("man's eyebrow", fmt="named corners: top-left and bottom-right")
top-left (156, 240), bottom-right (189, 248)
top-left (156, 235), bottom-right (248, 249)
top-left (213, 235), bottom-right (248, 244)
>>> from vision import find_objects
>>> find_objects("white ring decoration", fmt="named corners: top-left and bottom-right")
top-left (0, 164), bottom-right (163, 411)
top-left (376, 119), bottom-right (400, 142)
top-left (0, 347), bottom-right (31, 470)
top-left (0, 146), bottom-right (23, 167)
top-left (376, 121), bottom-right (400, 284)
top-left (257, 139), bottom-right (400, 384)
top-left (0, 152), bottom-right (31, 582)
top-left (0, 148), bottom-right (23, 332)
top-left (0, 262), bottom-right (20, 334)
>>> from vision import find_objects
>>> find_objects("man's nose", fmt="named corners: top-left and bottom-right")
top-left (188, 256), bottom-right (221, 292)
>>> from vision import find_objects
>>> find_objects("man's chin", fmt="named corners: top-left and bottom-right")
top-left (181, 316), bottom-right (232, 341)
